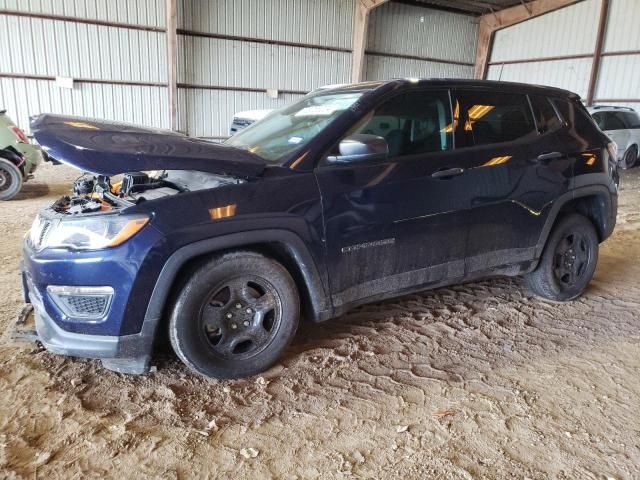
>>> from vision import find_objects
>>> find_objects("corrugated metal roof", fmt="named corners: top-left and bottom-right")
top-left (398, 0), bottom-right (536, 15)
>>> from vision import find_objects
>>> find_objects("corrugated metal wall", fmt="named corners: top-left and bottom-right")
top-left (0, 0), bottom-right (169, 133)
top-left (594, 0), bottom-right (640, 109)
top-left (487, 0), bottom-right (598, 98)
top-left (176, 0), bottom-right (354, 138)
top-left (1, 0), bottom-right (484, 139)
top-left (486, 0), bottom-right (640, 111)
top-left (365, 2), bottom-right (477, 81)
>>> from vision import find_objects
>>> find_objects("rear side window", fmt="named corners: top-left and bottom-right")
top-left (622, 112), bottom-right (640, 129)
top-left (551, 98), bottom-right (598, 137)
top-left (452, 90), bottom-right (537, 147)
top-left (530, 95), bottom-right (562, 134)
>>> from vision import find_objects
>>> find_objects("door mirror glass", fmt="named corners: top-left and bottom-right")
top-left (327, 134), bottom-right (389, 164)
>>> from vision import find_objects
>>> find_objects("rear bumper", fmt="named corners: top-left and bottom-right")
top-left (15, 143), bottom-right (43, 176)
top-left (22, 268), bottom-right (156, 374)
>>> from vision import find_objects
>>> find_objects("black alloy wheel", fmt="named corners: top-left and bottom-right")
top-left (169, 251), bottom-right (300, 379)
top-left (200, 276), bottom-right (282, 360)
top-left (552, 232), bottom-right (591, 288)
top-left (524, 214), bottom-right (599, 301)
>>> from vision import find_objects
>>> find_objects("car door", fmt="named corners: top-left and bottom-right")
top-left (446, 89), bottom-right (572, 274)
top-left (314, 89), bottom-right (471, 308)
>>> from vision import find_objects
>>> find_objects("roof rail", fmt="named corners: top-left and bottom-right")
top-left (592, 105), bottom-right (635, 111)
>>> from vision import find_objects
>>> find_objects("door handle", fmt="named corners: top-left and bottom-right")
top-left (537, 151), bottom-right (563, 162)
top-left (431, 167), bottom-right (464, 179)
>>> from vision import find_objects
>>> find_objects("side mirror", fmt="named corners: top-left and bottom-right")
top-left (327, 134), bottom-right (389, 164)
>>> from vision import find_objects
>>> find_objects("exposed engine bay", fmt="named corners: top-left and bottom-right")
top-left (52, 170), bottom-right (244, 215)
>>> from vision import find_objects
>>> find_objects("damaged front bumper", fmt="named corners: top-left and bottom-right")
top-left (13, 244), bottom-right (162, 374)
top-left (16, 268), bottom-right (156, 374)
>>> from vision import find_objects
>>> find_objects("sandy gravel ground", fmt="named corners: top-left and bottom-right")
top-left (0, 163), bottom-right (639, 479)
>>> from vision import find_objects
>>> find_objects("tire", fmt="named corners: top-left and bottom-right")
top-left (0, 158), bottom-right (23, 200)
top-left (524, 214), bottom-right (599, 301)
top-left (169, 251), bottom-right (300, 379)
top-left (621, 145), bottom-right (637, 169)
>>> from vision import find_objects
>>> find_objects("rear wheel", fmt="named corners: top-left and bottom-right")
top-left (0, 158), bottom-right (23, 200)
top-left (169, 252), bottom-right (300, 379)
top-left (621, 145), bottom-right (637, 169)
top-left (525, 214), bottom-right (599, 301)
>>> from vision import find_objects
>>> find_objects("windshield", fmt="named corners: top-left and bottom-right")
top-left (225, 91), bottom-right (364, 162)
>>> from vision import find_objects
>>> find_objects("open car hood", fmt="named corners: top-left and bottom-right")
top-left (31, 114), bottom-right (266, 177)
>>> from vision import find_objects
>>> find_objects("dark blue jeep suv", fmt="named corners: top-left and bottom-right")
top-left (21, 79), bottom-right (618, 379)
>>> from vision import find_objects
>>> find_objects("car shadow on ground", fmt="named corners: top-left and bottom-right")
top-left (10, 182), bottom-right (50, 200)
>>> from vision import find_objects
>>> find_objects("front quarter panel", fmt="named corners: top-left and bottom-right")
top-left (128, 169), bottom-right (329, 314)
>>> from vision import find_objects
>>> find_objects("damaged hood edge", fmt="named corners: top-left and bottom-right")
top-left (31, 114), bottom-right (266, 177)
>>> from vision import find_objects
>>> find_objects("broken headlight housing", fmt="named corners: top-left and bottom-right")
top-left (30, 214), bottom-right (149, 251)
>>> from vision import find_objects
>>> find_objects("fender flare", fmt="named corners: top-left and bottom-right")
top-left (535, 184), bottom-right (615, 258)
top-left (140, 229), bottom-right (332, 343)
top-left (0, 147), bottom-right (25, 169)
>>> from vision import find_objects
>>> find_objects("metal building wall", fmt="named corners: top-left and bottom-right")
top-left (594, 0), bottom-right (640, 110)
top-left (486, 0), bottom-right (640, 110)
top-left (365, 2), bottom-right (477, 81)
top-left (486, 0), bottom-right (598, 98)
top-left (176, 0), bottom-right (354, 138)
top-left (0, 0), bottom-right (168, 133)
top-left (1, 0), bottom-right (489, 140)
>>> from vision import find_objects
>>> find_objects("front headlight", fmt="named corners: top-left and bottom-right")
top-left (39, 214), bottom-right (149, 251)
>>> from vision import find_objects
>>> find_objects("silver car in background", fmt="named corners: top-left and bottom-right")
top-left (589, 106), bottom-right (640, 169)
top-left (229, 109), bottom-right (272, 136)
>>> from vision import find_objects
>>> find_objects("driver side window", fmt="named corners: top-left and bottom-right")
top-left (351, 90), bottom-right (453, 158)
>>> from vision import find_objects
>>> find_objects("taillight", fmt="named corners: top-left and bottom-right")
top-left (9, 126), bottom-right (29, 143)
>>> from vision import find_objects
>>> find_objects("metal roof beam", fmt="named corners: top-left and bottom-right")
top-left (351, 0), bottom-right (389, 83)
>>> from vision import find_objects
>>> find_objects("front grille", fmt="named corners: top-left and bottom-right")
top-left (232, 118), bottom-right (253, 127)
top-left (47, 286), bottom-right (114, 320)
top-left (62, 295), bottom-right (109, 316)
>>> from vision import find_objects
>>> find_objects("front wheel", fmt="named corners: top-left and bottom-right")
top-left (525, 214), bottom-right (599, 301)
top-left (0, 158), bottom-right (23, 200)
top-left (169, 251), bottom-right (300, 379)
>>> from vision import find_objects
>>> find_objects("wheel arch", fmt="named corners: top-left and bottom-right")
top-left (0, 146), bottom-right (25, 170)
top-left (143, 229), bottom-right (332, 347)
top-left (537, 186), bottom-right (615, 259)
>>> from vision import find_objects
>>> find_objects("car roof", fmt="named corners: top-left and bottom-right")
top-left (321, 78), bottom-right (580, 100)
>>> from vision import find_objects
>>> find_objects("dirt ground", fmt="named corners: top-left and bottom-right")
top-left (0, 163), bottom-right (638, 479)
